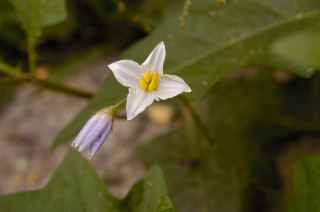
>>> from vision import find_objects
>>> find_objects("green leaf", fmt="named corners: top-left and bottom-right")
top-left (39, 0), bottom-right (67, 27)
top-left (0, 150), bottom-right (174, 212)
top-left (120, 166), bottom-right (175, 212)
top-left (139, 132), bottom-right (263, 212)
top-left (53, 0), bottom-right (320, 147)
top-left (0, 150), bottom-right (119, 212)
top-left (286, 156), bottom-right (320, 212)
top-left (137, 70), bottom-right (320, 211)
top-left (7, 0), bottom-right (66, 38)
top-left (124, 0), bottom-right (320, 100)
top-left (272, 29), bottom-right (320, 69)
top-left (50, 44), bottom-right (115, 81)
top-left (138, 71), bottom-right (280, 212)
top-left (248, 73), bottom-right (320, 144)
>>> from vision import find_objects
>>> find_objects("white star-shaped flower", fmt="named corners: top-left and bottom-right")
top-left (108, 41), bottom-right (191, 120)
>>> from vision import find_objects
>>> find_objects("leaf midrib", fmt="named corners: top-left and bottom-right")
top-left (169, 10), bottom-right (320, 74)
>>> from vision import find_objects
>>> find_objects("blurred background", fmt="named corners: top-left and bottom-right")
top-left (0, 0), bottom-right (169, 197)
top-left (0, 0), bottom-right (320, 211)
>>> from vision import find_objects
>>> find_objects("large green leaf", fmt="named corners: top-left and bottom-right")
top-left (286, 156), bottom-right (320, 212)
top-left (123, 0), bottom-right (320, 100)
top-left (139, 70), bottom-right (320, 211)
top-left (272, 29), bottom-right (320, 69)
top-left (139, 127), bottom-right (276, 212)
top-left (0, 150), bottom-right (118, 212)
top-left (53, 0), bottom-right (320, 147)
top-left (7, 0), bottom-right (66, 38)
top-left (138, 71), bottom-right (281, 212)
top-left (0, 150), bottom-right (174, 212)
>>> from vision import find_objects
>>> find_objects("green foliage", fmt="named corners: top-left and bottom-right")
top-left (123, 0), bottom-right (320, 100)
top-left (286, 156), bottom-right (320, 212)
top-left (1, 0), bottom-right (320, 211)
top-left (49, 44), bottom-right (116, 80)
top-left (53, 0), bottom-right (320, 147)
top-left (249, 75), bottom-right (320, 144)
top-left (139, 132), bottom-right (260, 212)
top-left (0, 150), bottom-right (174, 212)
top-left (272, 29), bottom-right (320, 69)
top-left (138, 71), bottom-right (280, 212)
top-left (7, 0), bottom-right (66, 38)
top-left (5, 0), bottom-right (67, 75)
top-left (0, 150), bottom-right (118, 212)
top-left (138, 70), bottom-right (320, 211)
top-left (120, 166), bottom-right (175, 212)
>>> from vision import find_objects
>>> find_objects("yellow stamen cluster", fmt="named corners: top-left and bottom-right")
top-left (140, 70), bottom-right (159, 91)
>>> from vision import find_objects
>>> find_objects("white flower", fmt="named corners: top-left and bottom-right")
top-left (71, 108), bottom-right (113, 158)
top-left (108, 41), bottom-right (191, 120)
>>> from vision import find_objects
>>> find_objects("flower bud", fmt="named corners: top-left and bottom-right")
top-left (71, 108), bottom-right (113, 158)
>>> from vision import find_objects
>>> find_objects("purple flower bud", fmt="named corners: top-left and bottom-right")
top-left (71, 108), bottom-right (113, 158)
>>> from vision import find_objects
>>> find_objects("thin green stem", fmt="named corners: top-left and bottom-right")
top-left (180, 0), bottom-right (191, 27)
top-left (34, 78), bottom-right (94, 99)
top-left (0, 77), bottom-right (27, 85)
top-left (179, 95), bottom-right (214, 143)
top-left (113, 98), bottom-right (126, 108)
top-left (0, 60), bottom-right (94, 99)
top-left (110, 98), bottom-right (127, 118)
top-left (0, 61), bottom-right (24, 78)
top-left (27, 0), bottom-right (40, 76)
top-left (269, 116), bottom-right (320, 131)
top-left (114, 113), bottom-right (127, 119)
top-left (28, 36), bottom-right (36, 76)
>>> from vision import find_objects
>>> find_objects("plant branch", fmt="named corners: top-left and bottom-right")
top-left (0, 77), bottom-right (28, 85)
top-left (27, 36), bottom-right (36, 76)
top-left (0, 61), bottom-right (24, 78)
top-left (0, 61), bottom-right (94, 99)
top-left (34, 78), bottom-right (94, 99)
top-left (179, 95), bottom-right (214, 143)
top-left (269, 116), bottom-right (320, 131)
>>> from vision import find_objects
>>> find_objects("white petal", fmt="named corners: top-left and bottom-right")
top-left (108, 60), bottom-right (142, 88)
top-left (126, 88), bottom-right (155, 120)
top-left (155, 74), bottom-right (191, 100)
top-left (141, 41), bottom-right (166, 75)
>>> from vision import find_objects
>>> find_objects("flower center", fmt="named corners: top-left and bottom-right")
top-left (139, 70), bottom-right (159, 91)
